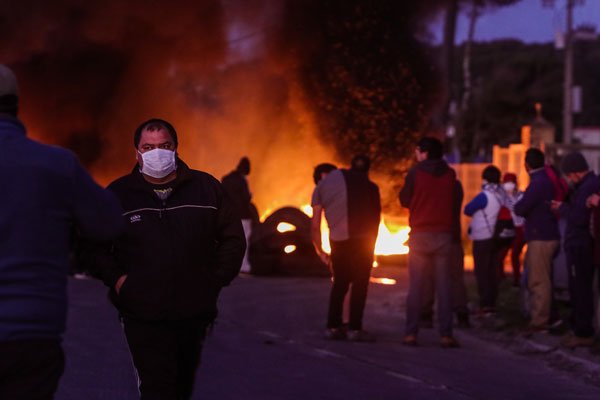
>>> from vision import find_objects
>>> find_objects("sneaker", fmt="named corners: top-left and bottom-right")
top-left (440, 336), bottom-right (460, 348)
top-left (323, 327), bottom-right (347, 341)
top-left (347, 330), bottom-right (376, 342)
top-left (560, 332), bottom-right (595, 349)
top-left (402, 334), bottom-right (417, 346)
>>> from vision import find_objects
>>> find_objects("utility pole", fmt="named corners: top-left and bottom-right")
top-left (563, 0), bottom-right (574, 144)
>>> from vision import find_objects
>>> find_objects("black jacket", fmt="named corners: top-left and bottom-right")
top-left (95, 161), bottom-right (246, 321)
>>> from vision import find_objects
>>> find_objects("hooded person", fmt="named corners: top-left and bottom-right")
top-left (399, 136), bottom-right (463, 348)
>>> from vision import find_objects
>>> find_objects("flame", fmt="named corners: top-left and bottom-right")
top-left (369, 277), bottom-right (397, 285)
top-left (277, 222), bottom-right (297, 233)
top-left (284, 245), bottom-right (297, 254)
top-left (374, 222), bottom-right (410, 256)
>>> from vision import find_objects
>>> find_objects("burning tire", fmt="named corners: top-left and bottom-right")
top-left (249, 207), bottom-right (329, 276)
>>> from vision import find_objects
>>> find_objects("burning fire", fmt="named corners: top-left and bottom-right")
top-left (267, 205), bottom-right (410, 256)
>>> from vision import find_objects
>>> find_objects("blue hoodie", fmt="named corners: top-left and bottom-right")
top-left (0, 116), bottom-right (124, 342)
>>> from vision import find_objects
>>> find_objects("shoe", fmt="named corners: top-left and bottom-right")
top-left (560, 333), bottom-right (595, 349)
top-left (402, 334), bottom-right (417, 346)
top-left (324, 327), bottom-right (347, 341)
top-left (347, 330), bottom-right (376, 342)
top-left (440, 336), bottom-right (460, 348)
top-left (522, 325), bottom-right (548, 338)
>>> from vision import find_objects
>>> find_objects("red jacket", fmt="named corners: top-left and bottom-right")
top-left (399, 159), bottom-right (461, 235)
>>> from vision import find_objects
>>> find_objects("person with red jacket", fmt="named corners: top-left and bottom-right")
top-left (399, 137), bottom-right (462, 348)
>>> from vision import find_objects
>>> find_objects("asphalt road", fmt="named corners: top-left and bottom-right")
top-left (56, 266), bottom-right (600, 400)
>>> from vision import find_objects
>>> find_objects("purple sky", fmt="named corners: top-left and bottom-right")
top-left (432, 0), bottom-right (600, 43)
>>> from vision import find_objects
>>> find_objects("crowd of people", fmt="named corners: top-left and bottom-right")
top-left (4, 60), bottom-right (600, 399)
top-left (399, 136), bottom-right (600, 350)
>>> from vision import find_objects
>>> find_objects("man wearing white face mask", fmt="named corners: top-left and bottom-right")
top-left (93, 118), bottom-right (246, 399)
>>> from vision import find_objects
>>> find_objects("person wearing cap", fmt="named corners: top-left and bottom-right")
top-left (93, 119), bottom-right (246, 399)
top-left (400, 137), bottom-right (463, 348)
top-left (311, 155), bottom-right (381, 342)
top-left (498, 173), bottom-right (526, 286)
top-left (514, 148), bottom-right (561, 334)
top-left (552, 152), bottom-right (600, 348)
top-left (0, 64), bottom-right (124, 398)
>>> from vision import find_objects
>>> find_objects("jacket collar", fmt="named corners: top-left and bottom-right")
top-left (0, 115), bottom-right (26, 137)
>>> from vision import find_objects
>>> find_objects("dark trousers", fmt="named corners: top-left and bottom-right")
top-left (473, 238), bottom-right (499, 309)
top-left (566, 242), bottom-right (596, 338)
top-left (123, 317), bottom-right (210, 400)
top-left (0, 339), bottom-right (64, 400)
top-left (327, 237), bottom-right (375, 330)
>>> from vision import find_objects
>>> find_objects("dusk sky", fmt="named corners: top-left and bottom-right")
top-left (433, 0), bottom-right (600, 43)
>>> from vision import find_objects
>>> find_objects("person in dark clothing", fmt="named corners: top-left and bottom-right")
top-left (514, 148), bottom-right (560, 333)
top-left (222, 157), bottom-right (252, 219)
top-left (222, 157), bottom-right (253, 272)
top-left (93, 119), bottom-right (246, 400)
top-left (311, 155), bottom-right (381, 342)
top-left (553, 152), bottom-right (600, 348)
top-left (400, 137), bottom-right (462, 348)
top-left (0, 64), bottom-right (124, 400)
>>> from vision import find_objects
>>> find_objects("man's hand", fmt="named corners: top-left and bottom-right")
top-left (587, 193), bottom-right (600, 208)
top-left (115, 274), bottom-right (128, 295)
top-left (318, 251), bottom-right (331, 267)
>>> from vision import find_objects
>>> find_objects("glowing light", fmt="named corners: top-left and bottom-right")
top-left (277, 222), bottom-right (297, 233)
top-left (370, 277), bottom-right (397, 285)
top-left (374, 221), bottom-right (410, 256)
top-left (319, 220), bottom-right (409, 256)
top-left (284, 245), bottom-right (297, 254)
top-left (372, 260), bottom-right (379, 268)
top-left (301, 204), bottom-right (313, 218)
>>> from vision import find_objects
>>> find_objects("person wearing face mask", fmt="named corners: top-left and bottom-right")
top-left (551, 152), bottom-right (600, 349)
top-left (497, 173), bottom-right (526, 287)
top-left (92, 118), bottom-right (246, 399)
top-left (464, 165), bottom-right (506, 317)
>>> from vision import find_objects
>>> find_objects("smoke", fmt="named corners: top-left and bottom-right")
top-left (2, 0), bottom-right (447, 216)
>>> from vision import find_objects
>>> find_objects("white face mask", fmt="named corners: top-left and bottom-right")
top-left (502, 182), bottom-right (516, 192)
top-left (139, 149), bottom-right (176, 179)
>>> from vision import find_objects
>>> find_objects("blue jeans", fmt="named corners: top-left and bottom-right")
top-left (405, 232), bottom-right (453, 337)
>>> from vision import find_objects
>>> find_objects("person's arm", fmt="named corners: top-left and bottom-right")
top-left (310, 205), bottom-right (329, 265)
top-left (514, 184), bottom-right (543, 217)
top-left (399, 168), bottom-right (416, 208)
top-left (212, 186), bottom-right (247, 287)
top-left (464, 192), bottom-right (487, 217)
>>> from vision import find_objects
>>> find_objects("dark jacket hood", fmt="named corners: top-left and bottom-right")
top-left (416, 159), bottom-right (450, 177)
